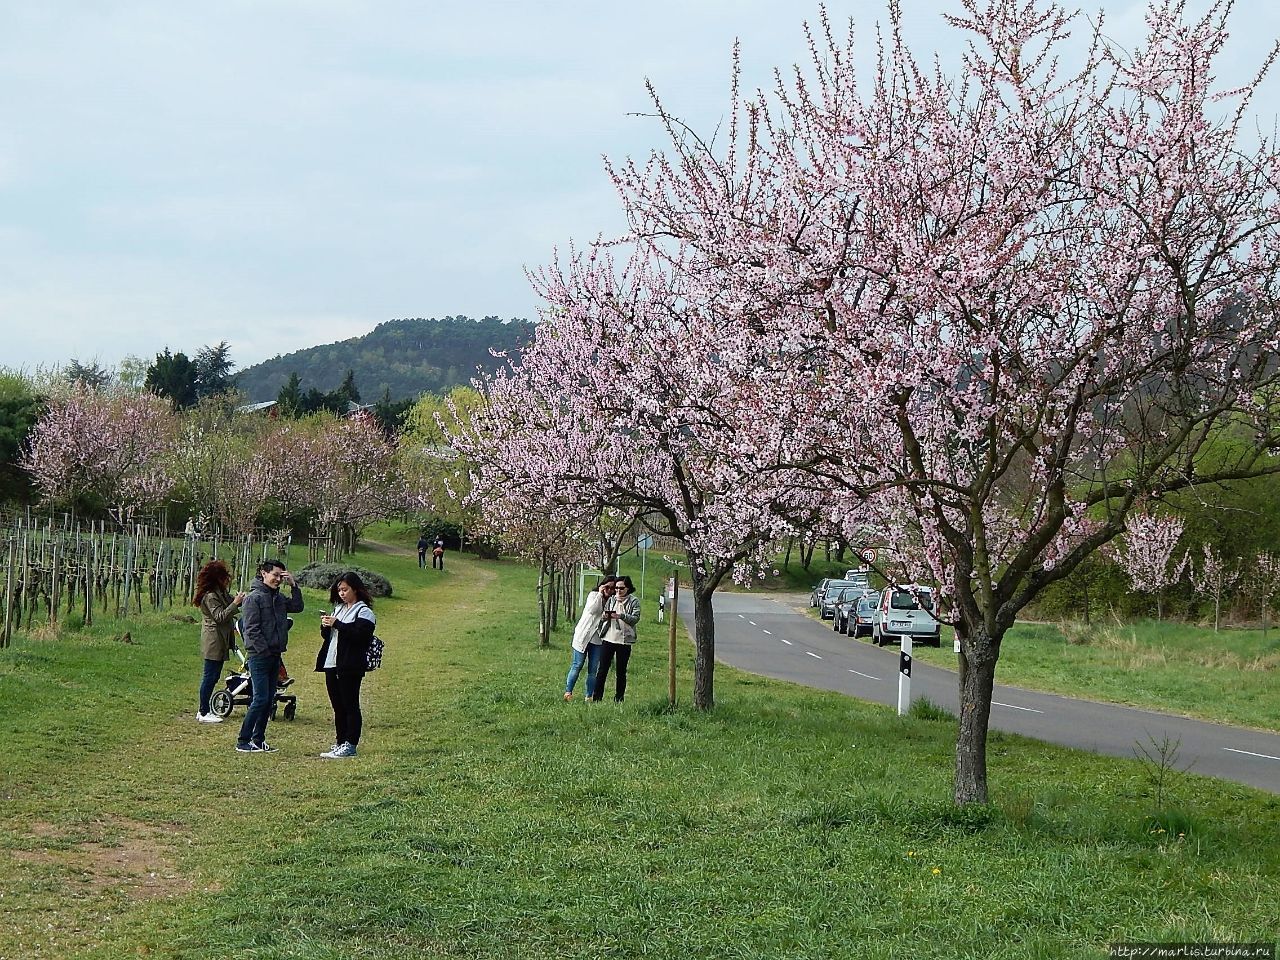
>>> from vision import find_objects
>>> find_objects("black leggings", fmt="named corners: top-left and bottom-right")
top-left (592, 642), bottom-right (633, 702)
top-left (325, 669), bottom-right (365, 746)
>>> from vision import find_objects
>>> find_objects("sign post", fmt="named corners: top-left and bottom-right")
top-left (897, 634), bottom-right (913, 716)
top-left (637, 533), bottom-right (653, 604)
top-left (668, 573), bottom-right (678, 708)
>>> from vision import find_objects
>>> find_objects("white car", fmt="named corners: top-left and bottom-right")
top-left (871, 585), bottom-right (941, 647)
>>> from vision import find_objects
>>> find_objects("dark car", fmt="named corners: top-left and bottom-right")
top-left (820, 584), bottom-right (861, 620)
top-left (809, 578), bottom-right (834, 608)
top-left (849, 592), bottom-right (880, 638)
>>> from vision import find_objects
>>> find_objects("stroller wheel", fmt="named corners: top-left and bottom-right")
top-left (283, 701), bottom-right (297, 721)
top-left (270, 703), bottom-right (278, 720)
top-left (209, 690), bottom-right (233, 718)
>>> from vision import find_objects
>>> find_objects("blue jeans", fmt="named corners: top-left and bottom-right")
top-left (237, 652), bottom-right (280, 747)
top-left (565, 644), bottom-right (602, 697)
top-left (198, 658), bottom-right (223, 714)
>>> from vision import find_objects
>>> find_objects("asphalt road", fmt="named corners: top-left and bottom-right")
top-left (674, 590), bottom-right (1280, 794)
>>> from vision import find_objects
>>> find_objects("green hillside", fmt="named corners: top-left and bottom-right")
top-left (235, 315), bottom-right (536, 402)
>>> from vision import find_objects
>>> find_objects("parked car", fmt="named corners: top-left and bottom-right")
top-left (872, 585), bottom-right (940, 647)
top-left (820, 584), bottom-right (861, 620)
top-left (843, 569), bottom-right (872, 588)
top-left (849, 592), bottom-right (881, 638)
top-left (809, 578), bottom-right (833, 608)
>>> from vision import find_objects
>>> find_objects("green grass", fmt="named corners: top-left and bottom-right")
top-left (903, 619), bottom-right (1280, 733)
top-left (1, 544), bottom-right (1277, 958)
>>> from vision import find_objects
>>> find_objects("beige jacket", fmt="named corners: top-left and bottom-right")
top-left (199, 588), bottom-right (242, 661)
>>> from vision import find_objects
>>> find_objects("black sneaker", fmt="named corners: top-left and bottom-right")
top-left (235, 743), bottom-right (262, 753)
top-left (256, 742), bottom-right (278, 753)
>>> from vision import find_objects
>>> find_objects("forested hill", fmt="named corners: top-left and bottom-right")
top-left (235, 316), bottom-right (536, 402)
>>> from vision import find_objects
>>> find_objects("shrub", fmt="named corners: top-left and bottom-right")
top-left (295, 562), bottom-right (392, 597)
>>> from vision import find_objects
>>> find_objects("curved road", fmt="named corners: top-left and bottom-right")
top-left (675, 590), bottom-right (1280, 794)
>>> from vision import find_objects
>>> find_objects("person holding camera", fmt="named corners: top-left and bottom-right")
top-left (235, 559), bottom-right (303, 753)
top-left (592, 575), bottom-right (641, 703)
top-left (316, 571), bottom-right (376, 759)
top-left (565, 577), bottom-right (613, 701)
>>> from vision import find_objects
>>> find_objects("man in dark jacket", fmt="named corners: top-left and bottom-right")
top-left (236, 559), bottom-right (304, 753)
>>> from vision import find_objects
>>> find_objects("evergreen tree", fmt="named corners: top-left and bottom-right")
top-left (336, 369), bottom-right (361, 405)
top-left (194, 341), bottom-right (235, 398)
top-left (276, 372), bottom-right (303, 417)
top-left (145, 349), bottom-right (199, 409)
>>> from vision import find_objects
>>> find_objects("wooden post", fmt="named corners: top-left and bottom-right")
top-left (668, 572), bottom-right (678, 708)
top-left (2, 535), bottom-right (14, 647)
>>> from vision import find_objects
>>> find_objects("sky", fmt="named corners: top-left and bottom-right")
top-left (1, 0), bottom-right (1277, 375)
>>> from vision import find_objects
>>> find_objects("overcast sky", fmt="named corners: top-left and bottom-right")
top-left (1, 0), bottom-right (1277, 375)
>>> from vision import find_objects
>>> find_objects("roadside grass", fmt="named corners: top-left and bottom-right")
top-left (2, 546), bottom-right (1276, 958)
top-left (903, 619), bottom-right (1280, 733)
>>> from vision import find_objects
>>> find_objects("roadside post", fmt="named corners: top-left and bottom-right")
top-left (637, 533), bottom-right (653, 604)
top-left (897, 634), bottom-right (913, 716)
top-left (668, 573), bottom-right (678, 707)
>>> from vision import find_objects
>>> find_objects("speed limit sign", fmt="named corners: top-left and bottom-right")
top-left (860, 548), bottom-right (878, 563)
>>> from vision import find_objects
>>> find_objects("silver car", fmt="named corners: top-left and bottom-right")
top-left (872, 585), bottom-right (940, 647)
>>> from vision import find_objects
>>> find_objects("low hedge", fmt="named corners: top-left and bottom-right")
top-left (295, 562), bottom-right (393, 598)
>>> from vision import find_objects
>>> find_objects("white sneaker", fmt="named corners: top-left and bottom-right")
top-left (197, 712), bottom-right (224, 724)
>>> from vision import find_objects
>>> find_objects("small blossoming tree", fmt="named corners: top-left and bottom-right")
top-left (1191, 543), bottom-right (1240, 633)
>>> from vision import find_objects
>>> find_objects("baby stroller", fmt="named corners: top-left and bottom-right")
top-left (207, 621), bottom-right (298, 721)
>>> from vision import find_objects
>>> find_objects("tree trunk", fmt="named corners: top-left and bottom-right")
top-left (691, 573), bottom-right (716, 710)
top-left (954, 626), bottom-right (1001, 806)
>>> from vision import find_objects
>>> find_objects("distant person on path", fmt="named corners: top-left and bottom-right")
top-left (316, 571), bottom-right (376, 759)
top-left (236, 560), bottom-right (303, 753)
top-left (432, 541), bottom-right (445, 570)
top-left (657, 591), bottom-right (665, 623)
top-left (417, 535), bottom-right (429, 568)
top-left (192, 560), bottom-right (246, 724)
top-left (565, 577), bottom-right (614, 702)
top-left (592, 575), bottom-right (641, 703)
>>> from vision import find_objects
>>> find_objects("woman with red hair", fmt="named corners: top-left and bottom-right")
top-left (193, 560), bottom-right (246, 723)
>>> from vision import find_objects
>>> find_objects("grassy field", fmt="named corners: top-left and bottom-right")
top-left (0, 544), bottom-right (1277, 959)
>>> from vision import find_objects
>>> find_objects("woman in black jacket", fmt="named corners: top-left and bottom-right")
top-left (316, 572), bottom-right (376, 759)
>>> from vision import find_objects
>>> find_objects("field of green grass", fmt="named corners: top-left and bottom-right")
top-left (0, 543), bottom-right (1276, 958)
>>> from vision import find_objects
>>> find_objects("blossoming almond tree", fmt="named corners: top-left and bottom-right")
top-left (452, 246), bottom-right (829, 708)
top-left (1111, 513), bottom-right (1187, 620)
top-left (1191, 542), bottom-right (1240, 632)
top-left (21, 384), bottom-right (176, 522)
top-left (589, 0), bottom-right (1280, 801)
top-left (1249, 551), bottom-right (1280, 635)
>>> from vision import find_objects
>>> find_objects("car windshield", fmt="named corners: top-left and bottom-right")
top-left (890, 589), bottom-right (933, 611)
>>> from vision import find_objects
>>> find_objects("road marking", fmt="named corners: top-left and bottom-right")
top-left (992, 701), bottom-right (1044, 714)
top-left (847, 669), bottom-right (880, 681)
top-left (762, 629), bottom-right (772, 635)
top-left (737, 614), bottom-right (746, 619)
top-left (1224, 747), bottom-right (1280, 762)
top-left (748, 620), bottom-right (757, 626)
top-left (779, 638), bottom-right (793, 645)
top-left (806, 652), bottom-right (823, 660)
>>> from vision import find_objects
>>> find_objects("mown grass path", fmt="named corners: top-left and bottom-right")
top-left (0, 547), bottom-right (1277, 959)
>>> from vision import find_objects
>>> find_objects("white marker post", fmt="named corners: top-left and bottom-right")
top-left (897, 634), bottom-right (913, 716)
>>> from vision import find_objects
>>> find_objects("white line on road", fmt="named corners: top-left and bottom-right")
top-left (1224, 747), bottom-right (1280, 762)
top-left (737, 614), bottom-right (746, 619)
top-left (847, 669), bottom-right (880, 681)
top-left (762, 630), bottom-right (772, 635)
top-left (992, 701), bottom-right (1045, 714)
top-left (779, 638), bottom-right (793, 646)
top-left (806, 652), bottom-right (823, 660)
top-left (748, 620), bottom-right (757, 626)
